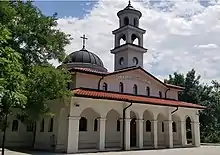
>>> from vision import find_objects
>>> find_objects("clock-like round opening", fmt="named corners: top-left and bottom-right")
top-left (119, 57), bottom-right (124, 65)
top-left (133, 57), bottom-right (138, 65)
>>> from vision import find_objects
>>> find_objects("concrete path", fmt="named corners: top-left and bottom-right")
top-left (3, 146), bottom-right (220, 155)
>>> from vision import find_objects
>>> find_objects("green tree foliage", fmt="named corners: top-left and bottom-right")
top-left (0, 25), bottom-right (26, 155)
top-left (1, 1), bottom-right (71, 73)
top-left (165, 69), bottom-right (220, 143)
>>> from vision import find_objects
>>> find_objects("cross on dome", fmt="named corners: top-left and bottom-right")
top-left (80, 34), bottom-right (88, 49)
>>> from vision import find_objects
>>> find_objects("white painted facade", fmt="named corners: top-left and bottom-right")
top-left (0, 1), bottom-right (203, 154)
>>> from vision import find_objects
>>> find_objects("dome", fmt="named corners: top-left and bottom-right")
top-left (63, 48), bottom-right (107, 72)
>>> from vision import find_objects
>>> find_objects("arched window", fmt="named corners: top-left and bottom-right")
top-left (146, 120), bottom-right (151, 132)
top-left (162, 122), bottom-right (164, 132)
top-left (12, 120), bottom-right (18, 132)
top-left (26, 123), bottom-right (34, 132)
top-left (94, 118), bottom-right (98, 131)
top-left (172, 122), bottom-right (177, 132)
top-left (133, 84), bottom-right (137, 95)
top-left (131, 34), bottom-right (139, 45)
top-left (159, 91), bottom-right (162, 98)
top-left (103, 82), bottom-right (108, 91)
top-left (124, 17), bottom-right (129, 26)
top-left (146, 86), bottom-right (150, 96)
top-left (40, 118), bottom-right (44, 132)
top-left (134, 18), bottom-right (138, 27)
top-left (79, 117), bottom-right (87, 131)
top-left (119, 82), bottom-right (124, 93)
top-left (48, 118), bottom-right (54, 132)
top-left (117, 119), bottom-right (120, 131)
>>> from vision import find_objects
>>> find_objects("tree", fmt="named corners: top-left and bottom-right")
top-left (1, 1), bottom-right (71, 73)
top-left (0, 25), bottom-right (26, 155)
top-left (17, 64), bottom-right (71, 147)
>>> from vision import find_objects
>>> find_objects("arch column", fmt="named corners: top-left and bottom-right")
top-left (124, 118), bottom-right (131, 150)
top-left (164, 120), bottom-right (173, 148)
top-left (136, 119), bottom-right (144, 149)
top-left (180, 121), bottom-right (186, 147)
top-left (99, 118), bottom-right (106, 151)
top-left (119, 119), bottom-right (123, 148)
top-left (67, 116), bottom-right (80, 153)
top-left (152, 120), bottom-right (158, 148)
top-left (192, 122), bottom-right (200, 147)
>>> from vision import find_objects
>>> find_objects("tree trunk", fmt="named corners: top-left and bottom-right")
top-left (1, 114), bottom-right (8, 155)
top-left (31, 121), bottom-right (37, 149)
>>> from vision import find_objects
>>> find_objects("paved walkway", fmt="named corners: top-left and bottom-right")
top-left (2, 146), bottom-right (220, 155)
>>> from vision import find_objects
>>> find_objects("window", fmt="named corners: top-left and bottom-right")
top-left (27, 123), bottom-right (34, 132)
top-left (133, 84), bottom-right (137, 95)
top-left (119, 57), bottom-right (124, 65)
top-left (162, 122), bottom-right (164, 132)
top-left (159, 91), bottom-right (162, 98)
top-left (40, 118), bottom-right (44, 132)
top-left (103, 82), bottom-right (108, 91)
top-left (117, 119), bottom-right (120, 131)
top-left (124, 17), bottom-right (129, 25)
top-left (94, 118), bottom-right (98, 131)
top-left (48, 118), bottom-right (54, 132)
top-left (146, 120), bottom-right (151, 132)
top-left (146, 86), bottom-right (150, 96)
top-left (172, 122), bottom-right (177, 132)
top-left (119, 82), bottom-right (124, 93)
top-left (79, 117), bottom-right (87, 131)
top-left (12, 120), bottom-right (18, 132)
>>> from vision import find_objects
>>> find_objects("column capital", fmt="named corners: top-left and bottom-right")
top-left (124, 118), bottom-right (131, 122)
top-left (191, 121), bottom-right (200, 125)
top-left (135, 119), bottom-right (144, 123)
top-left (151, 120), bottom-right (158, 123)
top-left (67, 116), bottom-right (80, 120)
top-left (99, 118), bottom-right (106, 121)
top-left (163, 120), bottom-right (173, 123)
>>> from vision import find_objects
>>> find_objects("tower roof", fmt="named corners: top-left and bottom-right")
top-left (117, 0), bottom-right (142, 18)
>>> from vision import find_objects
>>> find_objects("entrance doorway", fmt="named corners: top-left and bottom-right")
top-left (130, 118), bottom-right (136, 147)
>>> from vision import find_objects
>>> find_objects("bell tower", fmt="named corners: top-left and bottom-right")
top-left (111, 0), bottom-right (147, 71)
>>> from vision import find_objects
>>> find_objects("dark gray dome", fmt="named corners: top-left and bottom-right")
top-left (64, 49), bottom-right (104, 67)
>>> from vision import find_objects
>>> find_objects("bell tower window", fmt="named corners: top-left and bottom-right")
top-left (119, 57), bottom-right (124, 65)
top-left (124, 17), bottom-right (129, 26)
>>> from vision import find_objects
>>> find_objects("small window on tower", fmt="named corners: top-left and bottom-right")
top-left (124, 17), bottom-right (129, 26)
top-left (119, 57), bottom-right (124, 65)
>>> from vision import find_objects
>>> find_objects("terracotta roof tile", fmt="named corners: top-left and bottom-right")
top-left (73, 88), bottom-right (206, 109)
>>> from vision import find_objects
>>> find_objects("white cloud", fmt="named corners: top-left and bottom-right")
top-left (56, 0), bottom-right (220, 84)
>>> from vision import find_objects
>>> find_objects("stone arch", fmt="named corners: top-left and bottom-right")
top-left (157, 113), bottom-right (165, 146)
top-left (78, 108), bottom-right (101, 149)
top-left (143, 110), bottom-right (154, 147)
top-left (172, 114), bottom-right (181, 146)
top-left (118, 33), bottom-right (126, 46)
top-left (105, 109), bottom-right (121, 148)
top-left (131, 34), bottom-right (140, 46)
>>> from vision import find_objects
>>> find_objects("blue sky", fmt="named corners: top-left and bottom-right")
top-left (33, 1), bottom-right (97, 18)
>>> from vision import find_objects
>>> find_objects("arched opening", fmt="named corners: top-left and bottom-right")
top-left (157, 113), bottom-right (165, 147)
top-left (131, 34), bottom-right (140, 46)
top-left (12, 120), bottom-right (19, 132)
top-left (48, 118), bottom-right (54, 132)
top-left (119, 82), bottom-right (124, 93)
top-left (105, 109), bottom-right (121, 148)
top-left (133, 18), bottom-right (139, 27)
top-left (124, 17), bottom-right (129, 26)
top-left (172, 114), bottom-right (181, 146)
top-left (79, 108), bottom-right (100, 149)
top-left (103, 82), bottom-right (108, 91)
top-left (133, 84), bottom-right (137, 95)
top-left (130, 111), bottom-right (137, 147)
top-left (146, 86), bottom-right (150, 96)
top-left (40, 118), bottom-right (44, 132)
top-left (186, 116), bottom-right (192, 144)
top-left (119, 34), bottom-right (126, 46)
top-left (159, 91), bottom-right (162, 98)
top-left (143, 110), bottom-right (154, 147)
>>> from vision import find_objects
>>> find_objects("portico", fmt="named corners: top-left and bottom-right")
top-left (65, 96), bottom-right (203, 153)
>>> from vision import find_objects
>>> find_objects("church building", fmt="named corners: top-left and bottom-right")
top-left (1, 1), bottom-right (205, 154)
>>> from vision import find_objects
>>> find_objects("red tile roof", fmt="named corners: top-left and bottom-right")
top-left (73, 88), bottom-right (206, 109)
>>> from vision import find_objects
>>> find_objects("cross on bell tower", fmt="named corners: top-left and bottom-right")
top-left (80, 34), bottom-right (88, 49)
top-left (110, 1), bottom-right (148, 71)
